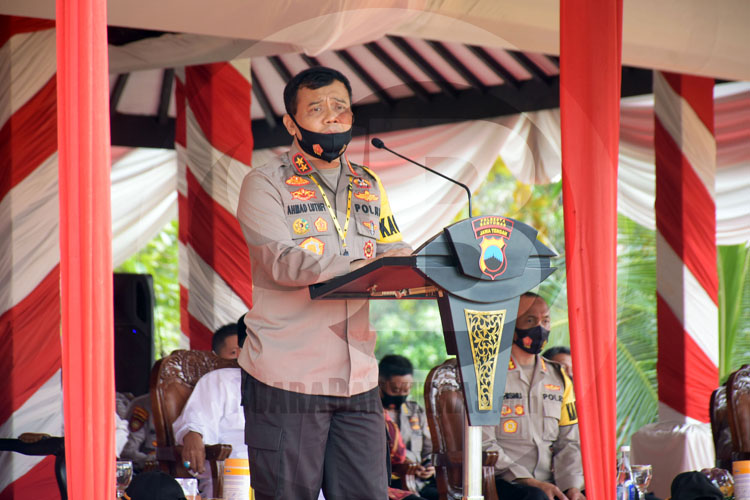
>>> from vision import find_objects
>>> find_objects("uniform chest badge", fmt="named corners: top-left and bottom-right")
top-left (362, 220), bottom-right (377, 237)
top-left (363, 240), bottom-right (375, 259)
top-left (290, 188), bottom-right (316, 201)
top-left (314, 217), bottom-right (328, 232)
top-left (502, 419), bottom-right (518, 434)
top-left (299, 236), bottom-right (324, 255)
top-left (353, 177), bottom-right (371, 189)
top-left (501, 405), bottom-right (511, 416)
top-left (292, 153), bottom-right (312, 174)
top-left (545, 384), bottom-right (561, 391)
top-left (292, 218), bottom-right (309, 235)
top-left (515, 404), bottom-right (525, 415)
top-left (286, 175), bottom-right (310, 186)
top-left (354, 190), bottom-right (379, 202)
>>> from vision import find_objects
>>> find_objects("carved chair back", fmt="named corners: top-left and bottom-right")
top-left (727, 364), bottom-right (750, 458)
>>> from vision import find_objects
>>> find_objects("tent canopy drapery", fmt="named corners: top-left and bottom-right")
top-left (1, 2), bottom-right (748, 498)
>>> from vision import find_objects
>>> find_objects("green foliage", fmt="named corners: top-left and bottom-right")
top-left (718, 243), bottom-right (750, 381)
top-left (115, 220), bottom-right (183, 358)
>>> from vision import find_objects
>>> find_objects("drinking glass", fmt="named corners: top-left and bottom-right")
top-left (115, 460), bottom-right (133, 499)
top-left (631, 464), bottom-right (653, 499)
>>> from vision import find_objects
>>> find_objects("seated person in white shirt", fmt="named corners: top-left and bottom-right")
top-left (172, 321), bottom-right (246, 496)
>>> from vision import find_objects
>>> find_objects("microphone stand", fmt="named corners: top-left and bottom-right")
top-left (371, 138), bottom-right (473, 216)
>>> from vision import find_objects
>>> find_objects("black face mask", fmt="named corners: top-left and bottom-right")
top-left (290, 115), bottom-right (352, 163)
top-left (513, 325), bottom-right (550, 355)
top-left (381, 394), bottom-right (407, 409)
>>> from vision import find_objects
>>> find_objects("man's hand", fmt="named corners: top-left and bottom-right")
top-left (565, 488), bottom-right (585, 500)
top-left (415, 464), bottom-right (435, 479)
top-left (516, 478), bottom-right (568, 500)
top-left (181, 431), bottom-right (206, 474)
top-left (350, 247), bottom-right (412, 271)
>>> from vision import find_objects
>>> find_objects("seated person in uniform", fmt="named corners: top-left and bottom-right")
top-left (483, 292), bottom-right (585, 500)
top-left (173, 321), bottom-right (246, 496)
top-left (379, 354), bottom-right (437, 500)
top-left (542, 345), bottom-right (573, 381)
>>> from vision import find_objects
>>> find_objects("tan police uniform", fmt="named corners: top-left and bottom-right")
top-left (482, 355), bottom-right (584, 493)
top-left (393, 400), bottom-right (432, 464)
top-left (236, 143), bottom-right (410, 500)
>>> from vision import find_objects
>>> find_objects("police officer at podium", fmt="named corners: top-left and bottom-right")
top-left (236, 66), bottom-right (411, 500)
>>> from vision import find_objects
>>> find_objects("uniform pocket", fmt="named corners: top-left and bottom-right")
top-left (542, 398), bottom-right (562, 441)
top-left (245, 424), bottom-right (282, 496)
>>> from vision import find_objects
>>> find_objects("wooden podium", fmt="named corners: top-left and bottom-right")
top-left (310, 216), bottom-right (556, 499)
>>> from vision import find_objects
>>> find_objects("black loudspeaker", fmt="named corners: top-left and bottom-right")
top-left (113, 273), bottom-right (155, 396)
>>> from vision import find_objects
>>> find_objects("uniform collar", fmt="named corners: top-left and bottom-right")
top-left (288, 142), bottom-right (358, 177)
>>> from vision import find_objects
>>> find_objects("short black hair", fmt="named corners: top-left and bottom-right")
top-left (543, 345), bottom-right (571, 359)
top-left (379, 354), bottom-right (413, 379)
top-left (212, 324), bottom-right (238, 354)
top-left (283, 66), bottom-right (353, 116)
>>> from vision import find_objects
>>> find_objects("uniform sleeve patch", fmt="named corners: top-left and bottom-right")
top-left (502, 419), bottom-right (518, 434)
top-left (362, 220), bottom-right (377, 237)
top-left (299, 237), bottom-right (325, 255)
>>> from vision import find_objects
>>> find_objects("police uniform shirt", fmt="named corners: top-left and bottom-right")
top-left (482, 355), bottom-right (584, 492)
top-left (236, 143), bottom-right (409, 397)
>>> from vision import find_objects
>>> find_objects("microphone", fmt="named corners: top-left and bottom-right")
top-left (371, 137), bottom-right (473, 216)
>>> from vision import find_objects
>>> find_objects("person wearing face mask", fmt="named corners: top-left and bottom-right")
top-left (379, 355), bottom-right (438, 500)
top-left (482, 292), bottom-right (585, 500)
top-left (236, 67), bottom-right (412, 500)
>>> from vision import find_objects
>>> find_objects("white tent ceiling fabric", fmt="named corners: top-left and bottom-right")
top-left (111, 81), bottom-right (749, 266)
top-left (89, 0), bottom-right (750, 82)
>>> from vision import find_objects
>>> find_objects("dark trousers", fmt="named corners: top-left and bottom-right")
top-left (242, 373), bottom-right (388, 500)
top-left (494, 478), bottom-right (548, 500)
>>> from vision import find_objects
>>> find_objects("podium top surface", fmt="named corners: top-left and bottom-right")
top-left (309, 256), bottom-right (440, 300)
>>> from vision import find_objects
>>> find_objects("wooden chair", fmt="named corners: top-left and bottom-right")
top-left (709, 385), bottom-right (733, 470)
top-left (424, 358), bottom-right (499, 500)
top-left (726, 364), bottom-right (750, 461)
top-left (150, 349), bottom-right (239, 498)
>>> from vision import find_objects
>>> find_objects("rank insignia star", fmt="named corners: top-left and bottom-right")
top-left (292, 218), bottom-right (309, 235)
top-left (314, 217), bottom-right (328, 232)
top-left (290, 188), bottom-right (316, 201)
top-left (292, 153), bottom-right (312, 174)
top-left (354, 190), bottom-right (379, 202)
top-left (285, 175), bottom-right (310, 186)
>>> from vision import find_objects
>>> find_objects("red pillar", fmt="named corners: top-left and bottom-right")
top-left (56, 0), bottom-right (114, 498)
top-left (560, 0), bottom-right (623, 498)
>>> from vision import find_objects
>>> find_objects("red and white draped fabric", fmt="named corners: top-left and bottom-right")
top-left (0, 16), bottom-right (63, 500)
top-left (175, 61), bottom-right (254, 349)
top-left (631, 72), bottom-right (718, 498)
